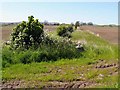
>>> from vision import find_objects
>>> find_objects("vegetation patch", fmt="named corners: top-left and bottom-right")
top-left (57, 25), bottom-right (74, 38)
top-left (2, 16), bottom-right (118, 88)
top-left (2, 16), bottom-right (82, 67)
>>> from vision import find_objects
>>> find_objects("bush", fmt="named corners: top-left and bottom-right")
top-left (11, 16), bottom-right (44, 49)
top-left (2, 47), bottom-right (13, 67)
top-left (75, 21), bottom-right (80, 29)
top-left (88, 22), bottom-right (93, 25)
top-left (18, 51), bottom-right (32, 64)
top-left (2, 16), bottom-right (81, 67)
top-left (57, 25), bottom-right (74, 38)
top-left (67, 25), bottom-right (74, 33)
top-left (2, 37), bottom-right (82, 67)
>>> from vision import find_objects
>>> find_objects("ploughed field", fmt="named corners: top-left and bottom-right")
top-left (2, 25), bottom-right (118, 44)
top-left (80, 25), bottom-right (118, 44)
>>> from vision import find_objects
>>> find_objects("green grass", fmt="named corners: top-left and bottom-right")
top-left (2, 58), bottom-right (92, 81)
top-left (48, 30), bottom-right (118, 60)
top-left (2, 58), bottom-right (118, 88)
top-left (48, 30), bottom-right (109, 44)
top-left (2, 28), bottom-right (118, 88)
top-left (71, 30), bottom-right (109, 44)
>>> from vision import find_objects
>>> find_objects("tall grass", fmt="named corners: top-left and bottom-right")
top-left (49, 30), bottom-right (118, 60)
top-left (82, 44), bottom-right (118, 60)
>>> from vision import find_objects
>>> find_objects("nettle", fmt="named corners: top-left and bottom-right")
top-left (11, 16), bottom-right (44, 49)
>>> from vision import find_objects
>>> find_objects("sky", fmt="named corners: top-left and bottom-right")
top-left (0, 2), bottom-right (118, 25)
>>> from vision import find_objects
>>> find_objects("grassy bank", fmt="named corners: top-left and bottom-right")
top-left (49, 30), bottom-right (118, 60)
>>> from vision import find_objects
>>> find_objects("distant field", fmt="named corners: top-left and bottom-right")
top-left (80, 25), bottom-right (118, 44)
top-left (1, 25), bottom-right (58, 41)
top-left (1, 25), bottom-right (118, 44)
top-left (1, 24), bottom-right (17, 41)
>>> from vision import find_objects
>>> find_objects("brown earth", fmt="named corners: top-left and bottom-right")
top-left (1, 25), bottom-right (15, 41)
top-left (80, 25), bottom-right (118, 44)
top-left (1, 25), bottom-right (58, 41)
top-left (1, 25), bottom-right (119, 44)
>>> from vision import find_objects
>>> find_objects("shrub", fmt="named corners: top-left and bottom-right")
top-left (75, 21), bottom-right (80, 29)
top-left (2, 47), bottom-right (13, 67)
top-left (88, 22), bottom-right (93, 25)
top-left (2, 37), bottom-right (82, 67)
top-left (67, 25), bottom-right (74, 33)
top-left (11, 16), bottom-right (44, 49)
top-left (30, 51), bottom-right (40, 62)
top-left (57, 25), bottom-right (74, 38)
top-left (2, 16), bottom-right (82, 67)
top-left (18, 51), bottom-right (32, 64)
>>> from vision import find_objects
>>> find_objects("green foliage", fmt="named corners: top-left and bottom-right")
top-left (57, 25), bottom-right (74, 38)
top-left (75, 21), bottom-right (80, 29)
top-left (2, 19), bottom-right (118, 88)
top-left (67, 25), bottom-right (74, 33)
top-left (88, 22), bottom-right (93, 25)
top-left (49, 30), bottom-right (118, 60)
top-left (2, 47), bottom-right (13, 68)
top-left (17, 51), bottom-right (32, 64)
top-left (11, 16), bottom-right (44, 49)
top-left (3, 16), bottom-right (81, 67)
top-left (2, 38), bottom-right (82, 67)
top-left (81, 22), bottom-right (87, 26)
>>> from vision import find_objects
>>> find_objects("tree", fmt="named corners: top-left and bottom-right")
top-left (80, 22), bottom-right (87, 26)
top-left (82, 22), bottom-right (87, 25)
top-left (11, 16), bottom-right (44, 49)
top-left (88, 22), bottom-right (93, 25)
top-left (75, 21), bottom-right (80, 29)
